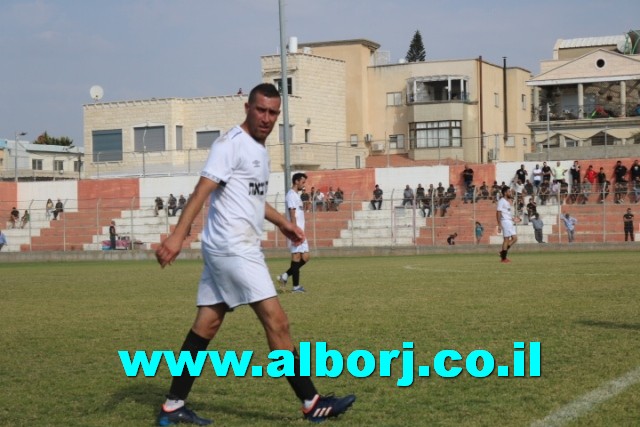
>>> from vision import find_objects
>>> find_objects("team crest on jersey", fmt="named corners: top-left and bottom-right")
top-left (253, 160), bottom-right (261, 168)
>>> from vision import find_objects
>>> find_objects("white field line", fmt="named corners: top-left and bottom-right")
top-left (530, 366), bottom-right (640, 427)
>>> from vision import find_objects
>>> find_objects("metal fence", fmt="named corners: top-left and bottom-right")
top-left (2, 184), bottom-right (638, 252)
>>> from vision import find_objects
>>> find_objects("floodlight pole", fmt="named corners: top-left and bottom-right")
top-left (279, 0), bottom-right (291, 194)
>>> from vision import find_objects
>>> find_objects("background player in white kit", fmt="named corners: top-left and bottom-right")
top-left (496, 186), bottom-right (519, 263)
top-left (154, 83), bottom-right (355, 425)
top-left (278, 172), bottom-right (309, 293)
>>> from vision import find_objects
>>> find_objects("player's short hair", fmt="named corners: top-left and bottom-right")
top-left (292, 172), bottom-right (307, 185)
top-left (501, 185), bottom-right (510, 195)
top-left (248, 83), bottom-right (281, 104)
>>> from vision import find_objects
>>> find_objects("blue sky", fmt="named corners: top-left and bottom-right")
top-left (1, 0), bottom-right (637, 147)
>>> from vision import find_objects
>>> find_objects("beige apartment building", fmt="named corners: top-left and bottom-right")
top-left (82, 38), bottom-right (532, 177)
top-left (526, 30), bottom-right (640, 161)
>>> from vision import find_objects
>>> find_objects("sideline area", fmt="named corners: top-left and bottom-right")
top-left (0, 242), bottom-right (635, 263)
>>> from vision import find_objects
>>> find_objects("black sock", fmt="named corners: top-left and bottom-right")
top-left (168, 329), bottom-right (211, 401)
top-left (286, 261), bottom-right (298, 277)
top-left (500, 250), bottom-right (507, 260)
top-left (286, 349), bottom-right (318, 402)
top-left (292, 261), bottom-right (303, 286)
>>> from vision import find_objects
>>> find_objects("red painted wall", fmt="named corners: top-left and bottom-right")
top-left (78, 179), bottom-right (140, 209)
top-left (0, 182), bottom-right (17, 223)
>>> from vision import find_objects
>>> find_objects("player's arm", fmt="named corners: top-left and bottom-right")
top-left (496, 208), bottom-right (502, 227)
top-left (266, 203), bottom-right (304, 245)
top-left (156, 176), bottom-right (217, 268)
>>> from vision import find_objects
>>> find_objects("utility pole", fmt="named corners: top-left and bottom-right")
top-left (14, 131), bottom-right (27, 182)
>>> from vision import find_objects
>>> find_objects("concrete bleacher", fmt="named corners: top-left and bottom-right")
top-left (333, 203), bottom-right (416, 247)
top-left (2, 211), bottom-right (51, 252)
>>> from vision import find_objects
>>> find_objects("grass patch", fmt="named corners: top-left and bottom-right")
top-left (1, 252), bottom-right (639, 426)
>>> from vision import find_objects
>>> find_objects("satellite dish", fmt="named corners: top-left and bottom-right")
top-left (90, 85), bottom-right (104, 101)
top-left (616, 37), bottom-right (628, 54)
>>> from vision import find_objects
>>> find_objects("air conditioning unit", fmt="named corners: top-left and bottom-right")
top-left (487, 149), bottom-right (499, 161)
top-left (364, 134), bottom-right (373, 143)
top-left (371, 142), bottom-right (385, 152)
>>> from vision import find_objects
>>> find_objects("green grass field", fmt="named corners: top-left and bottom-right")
top-left (1, 251), bottom-right (639, 426)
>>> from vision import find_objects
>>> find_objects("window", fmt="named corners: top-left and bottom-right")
top-left (304, 129), bottom-right (311, 143)
top-left (74, 161), bottom-right (83, 172)
top-left (355, 156), bottom-right (361, 169)
top-left (134, 125), bottom-right (166, 152)
top-left (521, 94), bottom-right (527, 110)
top-left (350, 134), bottom-right (358, 147)
top-left (279, 124), bottom-right (293, 143)
top-left (386, 92), bottom-right (402, 106)
top-left (522, 137), bottom-right (528, 146)
top-left (409, 121), bottom-right (461, 149)
top-left (494, 93), bottom-right (500, 107)
top-left (565, 139), bottom-right (578, 148)
top-left (196, 130), bottom-right (221, 149)
top-left (389, 134), bottom-right (405, 149)
top-left (92, 129), bottom-right (123, 162)
top-left (176, 126), bottom-right (183, 150)
top-left (505, 136), bottom-right (515, 147)
top-left (32, 159), bottom-right (43, 170)
top-left (275, 77), bottom-right (293, 95)
top-left (53, 160), bottom-right (64, 171)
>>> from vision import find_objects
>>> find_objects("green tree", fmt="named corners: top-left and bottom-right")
top-left (33, 131), bottom-right (73, 146)
top-left (405, 30), bottom-right (426, 62)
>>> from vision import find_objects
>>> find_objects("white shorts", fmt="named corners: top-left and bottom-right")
top-left (197, 253), bottom-right (277, 309)
top-left (288, 239), bottom-right (309, 254)
top-left (501, 220), bottom-right (516, 238)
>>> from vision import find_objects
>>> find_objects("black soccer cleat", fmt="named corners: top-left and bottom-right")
top-left (303, 393), bottom-right (356, 423)
top-left (157, 405), bottom-right (212, 426)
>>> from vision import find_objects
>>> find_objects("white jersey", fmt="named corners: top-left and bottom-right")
top-left (200, 125), bottom-right (270, 257)
top-left (285, 188), bottom-right (304, 231)
top-left (497, 197), bottom-right (513, 222)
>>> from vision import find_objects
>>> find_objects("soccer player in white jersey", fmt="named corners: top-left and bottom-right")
top-left (496, 186), bottom-right (519, 263)
top-left (155, 84), bottom-right (355, 425)
top-left (278, 172), bottom-right (309, 293)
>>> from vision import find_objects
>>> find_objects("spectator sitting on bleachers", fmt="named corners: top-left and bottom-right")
top-left (415, 184), bottom-right (425, 207)
top-left (420, 196), bottom-right (432, 218)
top-left (314, 189), bottom-right (325, 211)
top-left (0, 229), bottom-right (6, 250)
top-left (333, 187), bottom-right (344, 211)
top-left (53, 199), bottom-right (64, 220)
top-left (154, 196), bottom-right (164, 216)
top-left (445, 184), bottom-right (456, 200)
top-left (633, 177), bottom-right (640, 203)
top-left (436, 182), bottom-right (445, 200)
top-left (301, 187), bottom-right (311, 212)
top-left (326, 187), bottom-right (336, 211)
top-left (175, 194), bottom-right (187, 216)
top-left (20, 210), bottom-right (30, 229)
top-left (167, 194), bottom-right (178, 216)
top-left (524, 180), bottom-right (534, 198)
top-left (491, 181), bottom-right (501, 203)
top-left (402, 184), bottom-right (415, 207)
top-left (462, 184), bottom-right (476, 204)
top-left (479, 181), bottom-right (490, 200)
top-left (560, 181), bottom-right (570, 204)
top-left (577, 179), bottom-right (590, 205)
top-left (539, 181), bottom-right (550, 205)
top-left (614, 181), bottom-right (628, 204)
top-left (598, 180), bottom-right (611, 203)
top-left (9, 207), bottom-right (19, 229)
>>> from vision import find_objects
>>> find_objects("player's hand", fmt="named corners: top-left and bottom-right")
top-left (513, 216), bottom-right (522, 224)
top-left (155, 234), bottom-right (182, 268)
top-left (280, 222), bottom-right (305, 245)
